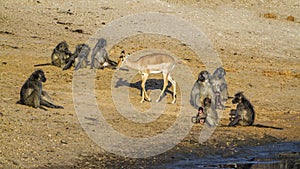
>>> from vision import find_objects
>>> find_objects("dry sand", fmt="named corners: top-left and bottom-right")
top-left (0, 0), bottom-right (299, 168)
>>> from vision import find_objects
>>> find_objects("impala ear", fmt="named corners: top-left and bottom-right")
top-left (120, 50), bottom-right (126, 58)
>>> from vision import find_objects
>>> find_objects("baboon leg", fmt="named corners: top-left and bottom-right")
top-left (42, 91), bottom-right (53, 103)
top-left (156, 73), bottom-right (169, 103)
top-left (228, 115), bottom-right (241, 126)
top-left (168, 74), bottom-right (176, 104)
top-left (24, 91), bottom-right (40, 108)
top-left (140, 73), bottom-right (151, 103)
top-left (40, 99), bottom-right (64, 109)
top-left (215, 92), bottom-right (225, 110)
top-left (75, 57), bottom-right (84, 70)
top-left (52, 56), bottom-right (61, 67)
top-left (63, 55), bottom-right (76, 70)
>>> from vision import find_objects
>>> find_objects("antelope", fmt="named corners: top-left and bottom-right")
top-left (117, 51), bottom-right (177, 104)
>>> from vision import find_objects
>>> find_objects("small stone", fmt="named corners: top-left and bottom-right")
top-left (286, 15), bottom-right (295, 22)
top-left (61, 140), bottom-right (68, 144)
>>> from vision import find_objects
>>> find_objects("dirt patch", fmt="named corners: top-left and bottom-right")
top-left (0, 0), bottom-right (299, 168)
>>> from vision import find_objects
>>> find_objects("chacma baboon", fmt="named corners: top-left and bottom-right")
top-left (228, 92), bottom-right (255, 126)
top-left (210, 67), bottom-right (229, 101)
top-left (34, 41), bottom-right (72, 69)
top-left (17, 69), bottom-right (64, 110)
top-left (63, 43), bottom-right (90, 70)
top-left (214, 91), bottom-right (226, 110)
top-left (90, 38), bottom-right (117, 69)
top-left (51, 41), bottom-right (72, 68)
top-left (191, 107), bottom-right (206, 124)
top-left (203, 97), bottom-right (218, 127)
top-left (190, 70), bottom-right (215, 108)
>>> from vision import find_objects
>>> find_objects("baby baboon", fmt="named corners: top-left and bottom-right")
top-left (191, 107), bottom-right (206, 124)
top-left (63, 43), bottom-right (90, 70)
top-left (51, 41), bottom-right (72, 68)
top-left (90, 38), bottom-right (117, 69)
top-left (210, 67), bottom-right (229, 101)
top-left (18, 69), bottom-right (64, 110)
top-left (203, 97), bottom-right (218, 127)
top-left (228, 92), bottom-right (255, 126)
top-left (34, 41), bottom-right (72, 68)
top-left (190, 70), bottom-right (215, 108)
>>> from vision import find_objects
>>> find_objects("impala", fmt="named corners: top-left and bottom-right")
top-left (117, 51), bottom-right (177, 104)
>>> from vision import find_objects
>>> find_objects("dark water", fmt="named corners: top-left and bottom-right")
top-left (162, 142), bottom-right (300, 169)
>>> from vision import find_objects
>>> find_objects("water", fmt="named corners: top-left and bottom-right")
top-left (162, 142), bottom-right (300, 169)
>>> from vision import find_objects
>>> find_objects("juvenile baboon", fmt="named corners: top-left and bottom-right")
top-left (34, 41), bottom-right (72, 69)
top-left (214, 91), bottom-right (226, 110)
top-left (18, 69), bottom-right (64, 110)
top-left (191, 107), bottom-right (206, 124)
top-left (51, 41), bottom-right (72, 68)
top-left (228, 92), bottom-right (255, 126)
top-left (90, 38), bottom-right (117, 69)
top-left (203, 97), bottom-right (218, 127)
top-left (63, 43), bottom-right (90, 70)
top-left (210, 67), bottom-right (229, 101)
top-left (190, 70), bottom-right (215, 108)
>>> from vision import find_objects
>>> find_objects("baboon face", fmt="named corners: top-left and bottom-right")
top-left (57, 41), bottom-right (71, 54)
top-left (232, 92), bottom-right (244, 104)
top-left (97, 38), bottom-right (107, 48)
top-left (198, 71), bottom-right (210, 82)
top-left (213, 67), bottom-right (226, 79)
top-left (31, 69), bottom-right (46, 82)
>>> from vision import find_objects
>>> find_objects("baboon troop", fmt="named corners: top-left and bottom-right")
top-left (21, 36), bottom-right (261, 131)
top-left (228, 92), bottom-right (255, 126)
top-left (35, 38), bottom-right (117, 70)
top-left (190, 67), bottom-right (258, 128)
top-left (18, 69), bottom-right (64, 110)
top-left (90, 38), bottom-right (117, 69)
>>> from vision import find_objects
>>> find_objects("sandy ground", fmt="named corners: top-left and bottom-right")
top-left (0, 0), bottom-right (299, 168)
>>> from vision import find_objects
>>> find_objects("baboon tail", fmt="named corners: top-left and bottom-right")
top-left (34, 63), bottom-right (52, 67)
top-left (253, 124), bottom-right (283, 130)
top-left (16, 100), bottom-right (23, 105)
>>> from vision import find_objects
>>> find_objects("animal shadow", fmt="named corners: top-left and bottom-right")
top-left (115, 78), bottom-right (173, 97)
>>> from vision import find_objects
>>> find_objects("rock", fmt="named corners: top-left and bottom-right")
top-left (60, 140), bottom-right (68, 144)
top-left (286, 15), bottom-right (295, 22)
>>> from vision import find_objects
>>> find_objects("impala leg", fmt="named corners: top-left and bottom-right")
top-left (168, 74), bottom-right (176, 104)
top-left (141, 73), bottom-right (151, 103)
top-left (156, 73), bottom-right (169, 103)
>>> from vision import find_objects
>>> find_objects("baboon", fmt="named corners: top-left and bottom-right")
top-left (214, 91), bottom-right (226, 110)
top-left (51, 41), bottom-right (72, 68)
top-left (210, 67), bottom-right (229, 102)
top-left (228, 92), bottom-right (255, 126)
top-left (18, 69), bottom-right (64, 110)
top-left (63, 43), bottom-right (90, 70)
top-left (191, 107), bottom-right (206, 124)
top-left (34, 41), bottom-right (72, 69)
top-left (203, 97), bottom-right (218, 127)
top-left (190, 70), bottom-right (215, 108)
top-left (90, 38), bottom-right (117, 69)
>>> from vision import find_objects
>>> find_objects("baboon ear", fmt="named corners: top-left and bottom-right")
top-left (30, 70), bottom-right (40, 80)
